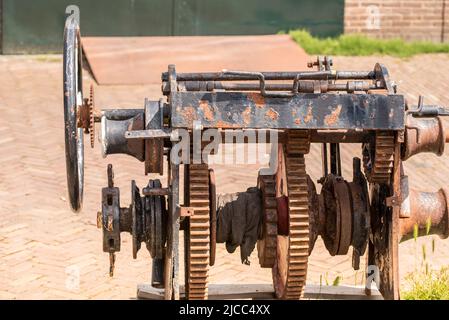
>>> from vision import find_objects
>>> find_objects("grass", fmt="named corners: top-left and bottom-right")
top-left (402, 267), bottom-right (449, 300)
top-left (289, 29), bottom-right (449, 57)
top-left (401, 225), bottom-right (449, 300)
top-left (33, 55), bottom-right (62, 63)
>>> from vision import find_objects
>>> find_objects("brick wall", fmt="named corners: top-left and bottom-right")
top-left (344, 0), bottom-right (449, 42)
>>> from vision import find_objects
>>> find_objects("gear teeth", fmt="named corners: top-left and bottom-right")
top-left (186, 163), bottom-right (210, 300)
top-left (283, 154), bottom-right (309, 299)
top-left (88, 84), bottom-right (95, 148)
top-left (257, 173), bottom-right (277, 268)
top-left (364, 131), bottom-right (395, 184)
top-left (274, 130), bottom-right (310, 300)
top-left (286, 130), bottom-right (311, 155)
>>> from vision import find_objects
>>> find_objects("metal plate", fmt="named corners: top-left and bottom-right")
top-left (170, 92), bottom-right (405, 130)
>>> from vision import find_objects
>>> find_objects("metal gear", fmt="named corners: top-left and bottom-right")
top-left (76, 84), bottom-right (95, 148)
top-left (367, 183), bottom-right (399, 300)
top-left (363, 131), bottom-right (395, 184)
top-left (185, 163), bottom-right (210, 300)
top-left (209, 168), bottom-right (217, 266)
top-left (257, 171), bottom-right (277, 268)
top-left (272, 131), bottom-right (310, 299)
top-left (88, 84), bottom-right (95, 148)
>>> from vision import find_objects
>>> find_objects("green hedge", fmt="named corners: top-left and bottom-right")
top-left (290, 30), bottom-right (449, 57)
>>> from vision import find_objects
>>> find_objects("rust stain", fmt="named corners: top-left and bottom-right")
top-left (242, 106), bottom-right (251, 125)
top-left (265, 108), bottom-right (279, 121)
top-left (179, 105), bottom-right (197, 124)
top-left (199, 100), bottom-right (214, 121)
top-left (295, 118), bottom-right (301, 125)
top-left (324, 105), bottom-right (342, 126)
top-left (304, 106), bottom-right (313, 123)
top-left (216, 120), bottom-right (240, 128)
top-left (247, 92), bottom-right (265, 108)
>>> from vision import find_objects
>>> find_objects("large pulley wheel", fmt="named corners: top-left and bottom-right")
top-left (273, 141), bottom-right (310, 299)
top-left (184, 164), bottom-right (210, 300)
top-left (63, 16), bottom-right (84, 212)
top-left (131, 180), bottom-right (167, 260)
top-left (320, 175), bottom-right (353, 256)
top-left (147, 179), bottom-right (167, 260)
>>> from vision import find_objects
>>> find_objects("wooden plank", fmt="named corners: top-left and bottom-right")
top-left (137, 283), bottom-right (383, 300)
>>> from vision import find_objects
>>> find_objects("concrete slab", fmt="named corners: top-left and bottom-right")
top-left (137, 283), bottom-right (383, 300)
top-left (82, 35), bottom-right (308, 85)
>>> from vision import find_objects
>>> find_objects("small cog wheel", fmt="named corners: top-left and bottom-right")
top-left (88, 84), bottom-right (95, 148)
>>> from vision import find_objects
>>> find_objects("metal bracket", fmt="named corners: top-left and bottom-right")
top-left (178, 206), bottom-right (194, 217)
top-left (408, 96), bottom-right (449, 117)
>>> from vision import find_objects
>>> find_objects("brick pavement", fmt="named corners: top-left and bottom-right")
top-left (1, 53), bottom-right (449, 299)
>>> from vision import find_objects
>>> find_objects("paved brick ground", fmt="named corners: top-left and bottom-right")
top-left (1, 53), bottom-right (449, 299)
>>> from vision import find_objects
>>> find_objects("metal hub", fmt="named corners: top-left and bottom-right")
top-left (99, 165), bottom-right (168, 277)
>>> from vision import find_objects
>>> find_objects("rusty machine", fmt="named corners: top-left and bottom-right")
top-left (63, 16), bottom-right (449, 300)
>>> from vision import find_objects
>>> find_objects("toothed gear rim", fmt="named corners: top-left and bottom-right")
top-left (89, 85), bottom-right (95, 148)
top-left (363, 131), bottom-right (395, 184)
top-left (273, 130), bottom-right (310, 299)
top-left (185, 163), bottom-right (210, 300)
top-left (257, 172), bottom-right (277, 268)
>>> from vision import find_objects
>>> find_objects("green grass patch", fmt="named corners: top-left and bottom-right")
top-left (402, 266), bottom-right (449, 300)
top-left (289, 30), bottom-right (449, 57)
top-left (33, 55), bottom-right (62, 63)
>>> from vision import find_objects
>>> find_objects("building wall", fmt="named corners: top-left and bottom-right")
top-left (344, 0), bottom-right (449, 42)
top-left (1, 0), bottom-right (344, 54)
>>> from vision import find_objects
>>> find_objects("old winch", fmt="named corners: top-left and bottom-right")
top-left (63, 16), bottom-right (449, 300)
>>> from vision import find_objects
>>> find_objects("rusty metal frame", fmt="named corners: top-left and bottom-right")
top-left (170, 92), bottom-right (405, 130)
top-left (164, 64), bottom-right (181, 300)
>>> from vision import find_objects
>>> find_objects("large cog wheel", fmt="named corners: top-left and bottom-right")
top-left (184, 163), bottom-right (210, 300)
top-left (272, 131), bottom-right (310, 299)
